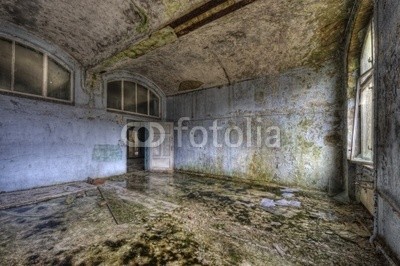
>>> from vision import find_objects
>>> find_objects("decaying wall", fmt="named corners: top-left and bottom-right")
top-left (0, 24), bottom-right (127, 192)
top-left (375, 0), bottom-right (400, 259)
top-left (168, 62), bottom-right (343, 193)
top-left (0, 96), bottom-right (127, 192)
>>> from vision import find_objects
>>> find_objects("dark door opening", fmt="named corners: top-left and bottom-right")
top-left (127, 126), bottom-right (146, 172)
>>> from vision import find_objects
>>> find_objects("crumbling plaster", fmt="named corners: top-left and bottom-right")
top-left (168, 62), bottom-right (343, 193)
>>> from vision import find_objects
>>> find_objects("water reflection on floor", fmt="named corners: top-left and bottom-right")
top-left (0, 172), bottom-right (386, 265)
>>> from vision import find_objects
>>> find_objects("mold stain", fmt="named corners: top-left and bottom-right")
top-left (305, 1), bottom-right (352, 68)
top-left (3, 0), bottom-right (41, 27)
top-left (162, 0), bottom-right (183, 18)
top-left (295, 130), bottom-right (323, 187)
top-left (324, 133), bottom-right (342, 146)
top-left (132, 2), bottom-right (149, 34)
top-left (101, 27), bottom-right (178, 69)
top-left (248, 152), bottom-right (274, 183)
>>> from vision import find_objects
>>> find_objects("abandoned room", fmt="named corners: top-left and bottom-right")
top-left (0, 0), bottom-right (399, 265)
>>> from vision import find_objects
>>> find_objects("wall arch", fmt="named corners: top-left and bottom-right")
top-left (0, 21), bottom-right (83, 103)
top-left (102, 71), bottom-right (167, 121)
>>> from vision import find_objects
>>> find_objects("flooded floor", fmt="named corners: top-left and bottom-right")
top-left (0, 172), bottom-right (386, 265)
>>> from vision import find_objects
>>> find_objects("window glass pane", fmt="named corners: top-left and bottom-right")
top-left (360, 81), bottom-right (373, 160)
top-left (107, 81), bottom-right (122, 110)
top-left (47, 57), bottom-right (71, 100)
top-left (149, 91), bottom-right (159, 117)
top-left (0, 38), bottom-right (12, 91)
top-left (14, 44), bottom-right (43, 95)
top-left (360, 24), bottom-right (373, 74)
top-left (124, 81), bottom-right (136, 113)
top-left (137, 84), bottom-right (148, 115)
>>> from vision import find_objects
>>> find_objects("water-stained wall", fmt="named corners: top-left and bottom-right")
top-left (168, 62), bottom-right (343, 193)
top-left (375, 0), bottom-right (400, 259)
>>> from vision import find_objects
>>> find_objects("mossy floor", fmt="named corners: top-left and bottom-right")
top-left (0, 172), bottom-right (386, 265)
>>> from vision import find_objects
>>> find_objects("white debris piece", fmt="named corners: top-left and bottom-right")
top-left (282, 193), bottom-right (295, 198)
top-left (276, 199), bottom-right (301, 208)
top-left (260, 198), bottom-right (276, 208)
top-left (260, 198), bottom-right (302, 208)
top-left (281, 188), bottom-right (300, 193)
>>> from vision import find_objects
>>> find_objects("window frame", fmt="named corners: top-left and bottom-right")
top-left (350, 19), bottom-right (375, 166)
top-left (351, 69), bottom-right (374, 165)
top-left (0, 36), bottom-right (74, 103)
top-left (106, 78), bottom-right (161, 118)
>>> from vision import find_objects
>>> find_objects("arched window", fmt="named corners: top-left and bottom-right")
top-left (0, 36), bottom-right (72, 102)
top-left (106, 78), bottom-right (161, 118)
top-left (351, 19), bottom-right (374, 164)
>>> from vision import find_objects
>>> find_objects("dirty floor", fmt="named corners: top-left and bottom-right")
top-left (0, 172), bottom-right (386, 265)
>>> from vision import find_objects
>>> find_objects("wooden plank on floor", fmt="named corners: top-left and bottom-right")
top-left (0, 182), bottom-right (97, 210)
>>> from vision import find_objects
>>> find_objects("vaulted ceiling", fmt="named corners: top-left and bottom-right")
top-left (0, 0), bottom-right (354, 95)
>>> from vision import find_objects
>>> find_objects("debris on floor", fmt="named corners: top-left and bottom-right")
top-left (260, 198), bottom-right (301, 208)
top-left (87, 177), bottom-right (107, 186)
top-left (0, 172), bottom-right (385, 265)
top-left (275, 199), bottom-right (301, 208)
top-left (282, 193), bottom-right (295, 198)
top-left (261, 198), bottom-right (277, 208)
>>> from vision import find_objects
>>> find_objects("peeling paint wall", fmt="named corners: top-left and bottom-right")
top-left (168, 62), bottom-right (343, 192)
top-left (375, 0), bottom-right (400, 259)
